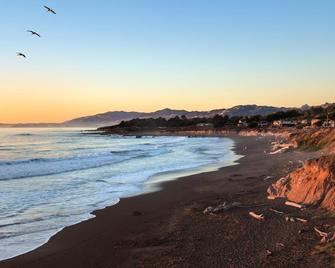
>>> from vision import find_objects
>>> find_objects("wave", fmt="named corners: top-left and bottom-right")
top-left (0, 132), bottom-right (238, 261)
top-left (0, 148), bottom-right (170, 181)
top-left (13, 133), bottom-right (34, 137)
top-left (0, 158), bottom-right (44, 166)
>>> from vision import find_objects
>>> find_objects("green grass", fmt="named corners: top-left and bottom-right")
top-left (297, 140), bottom-right (324, 152)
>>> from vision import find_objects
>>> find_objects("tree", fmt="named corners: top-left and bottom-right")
top-left (212, 115), bottom-right (229, 128)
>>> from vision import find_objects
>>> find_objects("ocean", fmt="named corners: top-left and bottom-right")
top-left (0, 128), bottom-right (241, 260)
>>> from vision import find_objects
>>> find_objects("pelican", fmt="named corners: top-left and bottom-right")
top-left (17, 52), bottom-right (26, 58)
top-left (44, 6), bottom-right (56, 14)
top-left (27, 30), bottom-right (41, 37)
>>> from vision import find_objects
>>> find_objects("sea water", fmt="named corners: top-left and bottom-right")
top-left (0, 128), bottom-right (240, 260)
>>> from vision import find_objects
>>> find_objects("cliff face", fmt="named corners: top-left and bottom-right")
top-left (268, 155), bottom-right (335, 210)
top-left (290, 128), bottom-right (335, 153)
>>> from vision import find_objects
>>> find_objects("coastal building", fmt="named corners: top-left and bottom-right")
top-left (272, 120), bottom-right (297, 127)
top-left (281, 120), bottom-right (297, 127)
top-left (299, 119), bottom-right (310, 126)
top-left (322, 120), bottom-right (335, 128)
top-left (311, 119), bottom-right (322, 127)
top-left (237, 120), bottom-right (248, 127)
top-left (196, 123), bottom-right (213, 128)
top-left (272, 120), bottom-right (282, 127)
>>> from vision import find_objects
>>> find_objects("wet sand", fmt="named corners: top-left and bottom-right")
top-left (1, 136), bottom-right (331, 268)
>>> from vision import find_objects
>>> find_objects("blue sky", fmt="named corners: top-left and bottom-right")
top-left (0, 0), bottom-right (334, 122)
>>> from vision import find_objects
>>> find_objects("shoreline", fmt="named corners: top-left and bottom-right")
top-left (0, 135), bottom-right (239, 262)
top-left (1, 135), bottom-right (331, 267)
top-left (0, 136), bottom-right (241, 262)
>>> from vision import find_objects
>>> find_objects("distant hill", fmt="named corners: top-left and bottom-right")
top-left (63, 105), bottom-right (289, 127)
top-left (219, 105), bottom-right (289, 117)
top-left (1, 103), bottom-right (333, 128)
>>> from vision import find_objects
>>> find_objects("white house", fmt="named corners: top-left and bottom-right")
top-left (272, 120), bottom-right (297, 127)
top-left (322, 120), bottom-right (335, 128)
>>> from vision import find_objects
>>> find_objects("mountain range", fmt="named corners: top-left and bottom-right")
top-left (64, 105), bottom-right (291, 127)
top-left (0, 105), bottom-right (291, 128)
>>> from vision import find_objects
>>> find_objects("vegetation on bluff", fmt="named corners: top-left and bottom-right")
top-left (98, 103), bottom-right (335, 133)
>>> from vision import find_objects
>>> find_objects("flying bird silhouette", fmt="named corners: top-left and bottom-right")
top-left (17, 52), bottom-right (26, 58)
top-left (44, 6), bottom-right (56, 14)
top-left (27, 30), bottom-right (41, 37)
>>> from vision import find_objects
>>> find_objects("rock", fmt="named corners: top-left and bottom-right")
top-left (268, 155), bottom-right (335, 211)
top-left (203, 206), bottom-right (214, 215)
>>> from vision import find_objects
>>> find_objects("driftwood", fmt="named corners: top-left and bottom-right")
top-left (203, 202), bottom-right (265, 215)
top-left (249, 212), bottom-right (264, 221)
top-left (269, 208), bottom-right (284, 214)
top-left (264, 176), bottom-right (274, 181)
top-left (285, 216), bottom-right (308, 223)
top-left (285, 201), bottom-right (305, 209)
top-left (285, 216), bottom-right (296, 222)
top-left (203, 206), bottom-right (214, 214)
top-left (203, 202), bottom-right (242, 214)
top-left (295, 217), bottom-right (308, 223)
top-left (213, 202), bottom-right (242, 213)
top-left (314, 227), bottom-right (328, 237)
top-left (313, 227), bottom-right (335, 244)
top-left (276, 243), bottom-right (285, 248)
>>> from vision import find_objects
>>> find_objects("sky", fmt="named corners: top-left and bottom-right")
top-left (0, 0), bottom-right (334, 123)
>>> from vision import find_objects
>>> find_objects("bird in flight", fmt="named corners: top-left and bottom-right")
top-left (44, 6), bottom-right (56, 15)
top-left (27, 30), bottom-right (41, 37)
top-left (17, 52), bottom-right (27, 58)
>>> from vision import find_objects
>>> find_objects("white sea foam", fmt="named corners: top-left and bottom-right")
top-left (0, 128), bottom-right (241, 261)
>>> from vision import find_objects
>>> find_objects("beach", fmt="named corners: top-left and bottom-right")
top-left (1, 135), bottom-right (331, 268)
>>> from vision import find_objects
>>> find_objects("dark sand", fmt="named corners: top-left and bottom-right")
top-left (1, 136), bottom-right (332, 268)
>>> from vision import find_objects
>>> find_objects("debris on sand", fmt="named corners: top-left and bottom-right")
top-left (314, 227), bottom-right (328, 237)
top-left (285, 216), bottom-right (296, 222)
top-left (284, 201), bottom-right (305, 209)
top-left (266, 250), bottom-right (273, 256)
top-left (249, 212), bottom-right (264, 221)
top-left (313, 227), bottom-right (335, 243)
top-left (203, 206), bottom-right (215, 214)
top-left (203, 201), bottom-right (268, 215)
top-left (284, 215), bottom-right (308, 223)
top-left (294, 217), bottom-right (308, 223)
top-left (269, 208), bottom-right (284, 214)
top-left (203, 202), bottom-right (242, 215)
top-left (264, 176), bottom-right (274, 181)
top-left (276, 242), bottom-right (285, 248)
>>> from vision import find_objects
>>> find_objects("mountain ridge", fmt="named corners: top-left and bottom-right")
top-left (63, 105), bottom-right (290, 127)
top-left (0, 104), bottom-right (303, 127)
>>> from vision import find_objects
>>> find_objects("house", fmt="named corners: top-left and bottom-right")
top-left (196, 123), bottom-right (213, 128)
top-left (272, 120), bottom-right (282, 127)
top-left (281, 120), bottom-right (297, 127)
top-left (299, 119), bottom-right (310, 126)
top-left (322, 120), bottom-right (335, 128)
top-left (272, 120), bottom-right (297, 127)
top-left (311, 119), bottom-right (321, 127)
top-left (237, 120), bottom-right (248, 128)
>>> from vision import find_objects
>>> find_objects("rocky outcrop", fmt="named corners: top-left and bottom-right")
top-left (268, 155), bottom-right (335, 211)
